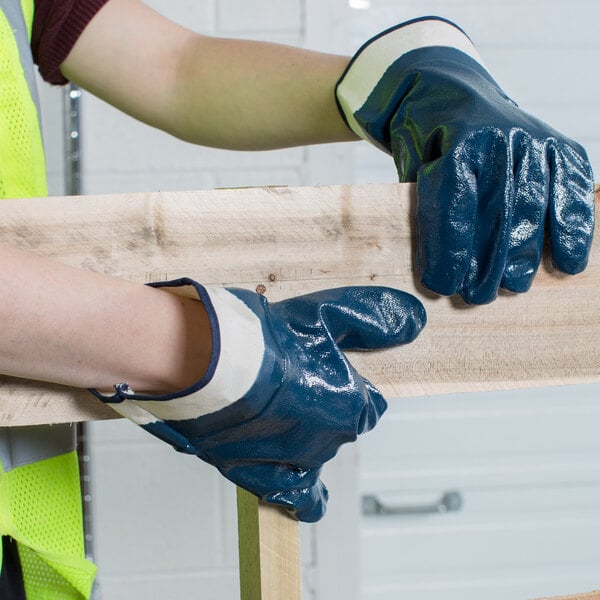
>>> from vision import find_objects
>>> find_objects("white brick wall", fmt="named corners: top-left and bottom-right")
top-left (216, 0), bottom-right (303, 33)
top-left (88, 420), bottom-right (243, 600)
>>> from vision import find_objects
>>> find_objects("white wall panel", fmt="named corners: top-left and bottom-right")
top-left (216, 0), bottom-right (303, 33)
top-left (359, 387), bottom-right (600, 599)
top-left (144, 0), bottom-right (216, 32)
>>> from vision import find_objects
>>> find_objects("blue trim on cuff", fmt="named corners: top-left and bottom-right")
top-left (335, 16), bottom-right (471, 133)
top-left (348, 16), bottom-right (470, 72)
top-left (89, 277), bottom-right (221, 404)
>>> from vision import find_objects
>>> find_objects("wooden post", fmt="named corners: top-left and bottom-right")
top-left (0, 183), bottom-right (598, 599)
top-left (237, 488), bottom-right (301, 600)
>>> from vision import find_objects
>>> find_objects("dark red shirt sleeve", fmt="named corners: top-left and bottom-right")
top-left (32, 0), bottom-right (110, 85)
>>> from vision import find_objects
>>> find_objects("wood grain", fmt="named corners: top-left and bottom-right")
top-left (0, 183), bottom-right (598, 426)
top-left (236, 488), bottom-right (301, 600)
top-left (535, 593), bottom-right (600, 600)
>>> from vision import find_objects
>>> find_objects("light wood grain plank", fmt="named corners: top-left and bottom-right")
top-left (535, 592), bottom-right (600, 600)
top-left (0, 183), bottom-right (598, 426)
top-left (236, 487), bottom-right (301, 600)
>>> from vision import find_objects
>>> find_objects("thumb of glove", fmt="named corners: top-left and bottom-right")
top-left (281, 286), bottom-right (427, 351)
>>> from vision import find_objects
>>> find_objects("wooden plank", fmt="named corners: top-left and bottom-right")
top-left (0, 183), bottom-right (598, 426)
top-left (236, 488), bottom-right (301, 600)
top-left (534, 593), bottom-right (600, 600)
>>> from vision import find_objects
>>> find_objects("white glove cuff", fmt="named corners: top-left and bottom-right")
top-left (337, 17), bottom-right (485, 139)
top-left (110, 285), bottom-right (265, 425)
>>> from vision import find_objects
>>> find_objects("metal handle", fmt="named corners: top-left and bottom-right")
top-left (362, 491), bottom-right (463, 516)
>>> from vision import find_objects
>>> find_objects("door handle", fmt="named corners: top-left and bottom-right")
top-left (362, 491), bottom-right (463, 516)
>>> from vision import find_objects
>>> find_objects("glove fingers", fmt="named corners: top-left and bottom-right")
top-left (265, 478), bottom-right (329, 523)
top-left (356, 377), bottom-right (388, 434)
top-left (416, 151), bottom-right (478, 299)
top-left (224, 463), bottom-right (328, 523)
top-left (285, 286), bottom-right (426, 351)
top-left (500, 136), bottom-right (549, 293)
top-left (417, 144), bottom-right (513, 304)
top-left (547, 141), bottom-right (595, 274)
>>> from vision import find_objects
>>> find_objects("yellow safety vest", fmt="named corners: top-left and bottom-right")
top-left (0, 0), bottom-right (97, 597)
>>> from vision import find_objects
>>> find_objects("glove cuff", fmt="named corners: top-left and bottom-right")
top-left (90, 278), bottom-right (266, 425)
top-left (336, 16), bottom-right (484, 144)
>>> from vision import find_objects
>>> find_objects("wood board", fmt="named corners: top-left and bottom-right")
top-left (237, 488), bottom-right (301, 600)
top-left (0, 183), bottom-right (598, 426)
top-left (535, 593), bottom-right (600, 600)
top-left (1, 182), bottom-right (598, 600)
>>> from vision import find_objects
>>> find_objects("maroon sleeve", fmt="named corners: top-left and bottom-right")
top-left (32, 0), bottom-right (111, 85)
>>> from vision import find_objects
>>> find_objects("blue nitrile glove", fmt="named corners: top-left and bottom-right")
top-left (90, 278), bottom-right (426, 522)
top-left (336, 16), bottom-right (595, 305)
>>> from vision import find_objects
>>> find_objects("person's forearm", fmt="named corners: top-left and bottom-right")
top-left (169, 36), bottom-right (358, 150)
top-left (60, 0), bottom-right (358, 151)
top-left (0, 244), bottom-right (211, 393)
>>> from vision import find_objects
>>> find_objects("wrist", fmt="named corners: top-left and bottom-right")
top-left (91, 280), bottom-right (270, 425)
top-left (336, 16), bottom-right (484, 142)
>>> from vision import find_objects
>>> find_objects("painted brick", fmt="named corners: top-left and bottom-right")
top-left (215, 166), bottom-right (303, 188)
top-left (91, 441), bottom-right (227, 573)
top-left (144, 0), bottom-right (216, 32)
top-left (217, 0), bottom-right (303, 33)
top-left (351, 1), bottom-right (600, 47)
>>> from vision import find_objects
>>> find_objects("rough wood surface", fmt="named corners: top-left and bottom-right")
top-left (534, 593), bottom-right (600, 600)
top-left (236, 488), bottom-right (301, 600)
top-left (0, 183), bottom-right (598, 426)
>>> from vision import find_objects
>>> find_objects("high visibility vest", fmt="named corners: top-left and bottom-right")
top-left (0, 0), bottom-right (97, 597)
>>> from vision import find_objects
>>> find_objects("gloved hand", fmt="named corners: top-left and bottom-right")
top-left (336, 16), bottom-right (595, 304)
top-left (91, 279), bottom-right (426, 522)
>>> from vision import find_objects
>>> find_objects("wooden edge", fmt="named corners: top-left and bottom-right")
top-left (0, 379), bottom-right (117, 425)
top-left (0, 183), bottom-right (598, 426)
top-left (236, 487), bottom-right (301, 600)
top-left (533, 593), bottom-right (600, 600)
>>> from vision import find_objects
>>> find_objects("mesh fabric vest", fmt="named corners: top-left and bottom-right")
top-left (0, 0), bottom-right (97, 597)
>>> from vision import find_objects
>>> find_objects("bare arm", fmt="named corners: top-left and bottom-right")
top-left (0, 244), bottom-right (211, 393)
top-left (6, 1), bottom-right (352, 394)
top-left (60, 0), bottom-right (357, 150)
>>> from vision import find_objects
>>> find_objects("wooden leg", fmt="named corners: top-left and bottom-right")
top-left (237, 487), bottom-right (302, 600)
